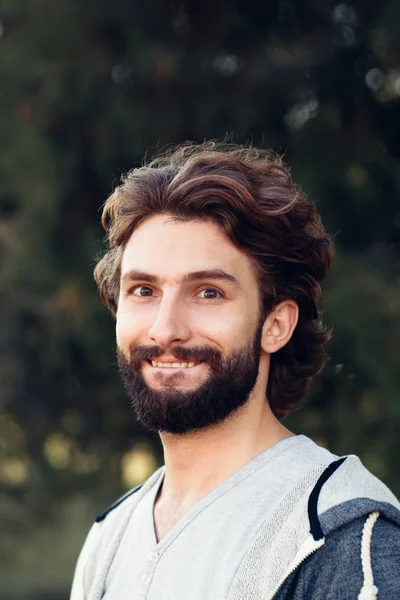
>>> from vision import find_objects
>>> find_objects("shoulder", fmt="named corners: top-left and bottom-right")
top-left (95, 484), bottom-right (142, 523)
top-left (316, 455), bottom-right (400, 534)
top-left (322, 455), bottom-right (399, 505)
top-left (70, 467), bottom-right (164, 600)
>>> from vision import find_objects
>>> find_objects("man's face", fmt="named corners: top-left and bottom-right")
top-left (116, 214), bottom-right (265, 434)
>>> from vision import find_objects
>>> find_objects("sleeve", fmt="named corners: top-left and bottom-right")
top-left (275, 515), bottom-right (400, 600)
top-left (70, 522), bottom-right (102, 600)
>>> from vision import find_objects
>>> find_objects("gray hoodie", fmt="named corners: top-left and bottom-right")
top-left (70, 443), bottom-right (400, 600)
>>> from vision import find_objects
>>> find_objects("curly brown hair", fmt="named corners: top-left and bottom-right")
top-left (94, 142), bottom-right (333, 417)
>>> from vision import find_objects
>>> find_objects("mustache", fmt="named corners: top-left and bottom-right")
top-left (124, 345), bottom-right (223, 369)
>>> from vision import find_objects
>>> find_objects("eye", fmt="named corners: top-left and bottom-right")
top-left (131, 285), bottom-right (155, 297)
top-left (197, 288), bottom-right (222, 300)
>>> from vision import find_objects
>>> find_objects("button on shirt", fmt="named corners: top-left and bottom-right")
top-left (103, 436), bottom-right (333, 600)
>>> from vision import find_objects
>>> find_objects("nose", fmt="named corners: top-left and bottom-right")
top-left (148, 294), bottom-right (191, 348)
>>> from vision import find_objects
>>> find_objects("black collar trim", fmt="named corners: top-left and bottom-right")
top-left (308, 457), bottom-right (347, 540)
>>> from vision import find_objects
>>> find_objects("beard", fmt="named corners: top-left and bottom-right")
top-left (117, 321), bottom-right (264, 435)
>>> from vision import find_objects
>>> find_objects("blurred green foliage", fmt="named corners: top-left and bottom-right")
top-left (0, 1), bottom-right (399, 597)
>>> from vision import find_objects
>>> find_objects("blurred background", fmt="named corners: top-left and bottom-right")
top-left (0, 1), bottom-right (399, 598)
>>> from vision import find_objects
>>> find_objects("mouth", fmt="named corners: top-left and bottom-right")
top-left (147, 359), bottom-right (198, 369)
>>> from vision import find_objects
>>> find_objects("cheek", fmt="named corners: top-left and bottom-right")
top-left (115, 309), bottom-right (144, 352)
top-left (195, 311), bottom-right (254, 349)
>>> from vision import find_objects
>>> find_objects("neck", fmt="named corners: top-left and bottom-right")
top-left (158, 394), bottom-right (293, 506)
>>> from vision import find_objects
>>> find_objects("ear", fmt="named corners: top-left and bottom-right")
top-left (261, 300), bottom-right (299, 354)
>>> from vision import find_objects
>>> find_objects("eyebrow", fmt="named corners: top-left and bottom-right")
top-left (121, 269), bottom-right (242, 289)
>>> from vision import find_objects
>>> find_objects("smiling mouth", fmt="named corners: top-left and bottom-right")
top-left (148, 360), bottom-right (198, 369)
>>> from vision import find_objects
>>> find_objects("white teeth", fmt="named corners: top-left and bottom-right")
top-left (150, 360), bottom-right (197, 368)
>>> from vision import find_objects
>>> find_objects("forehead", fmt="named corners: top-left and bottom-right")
top-left (120, 214), bottom-right (256, 283)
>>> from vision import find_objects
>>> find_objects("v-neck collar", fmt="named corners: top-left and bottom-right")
top-left (149, 435), bottom-right (308, 552)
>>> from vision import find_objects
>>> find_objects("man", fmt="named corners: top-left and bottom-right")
top-left (71, 143), bottom-right (400, 600)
